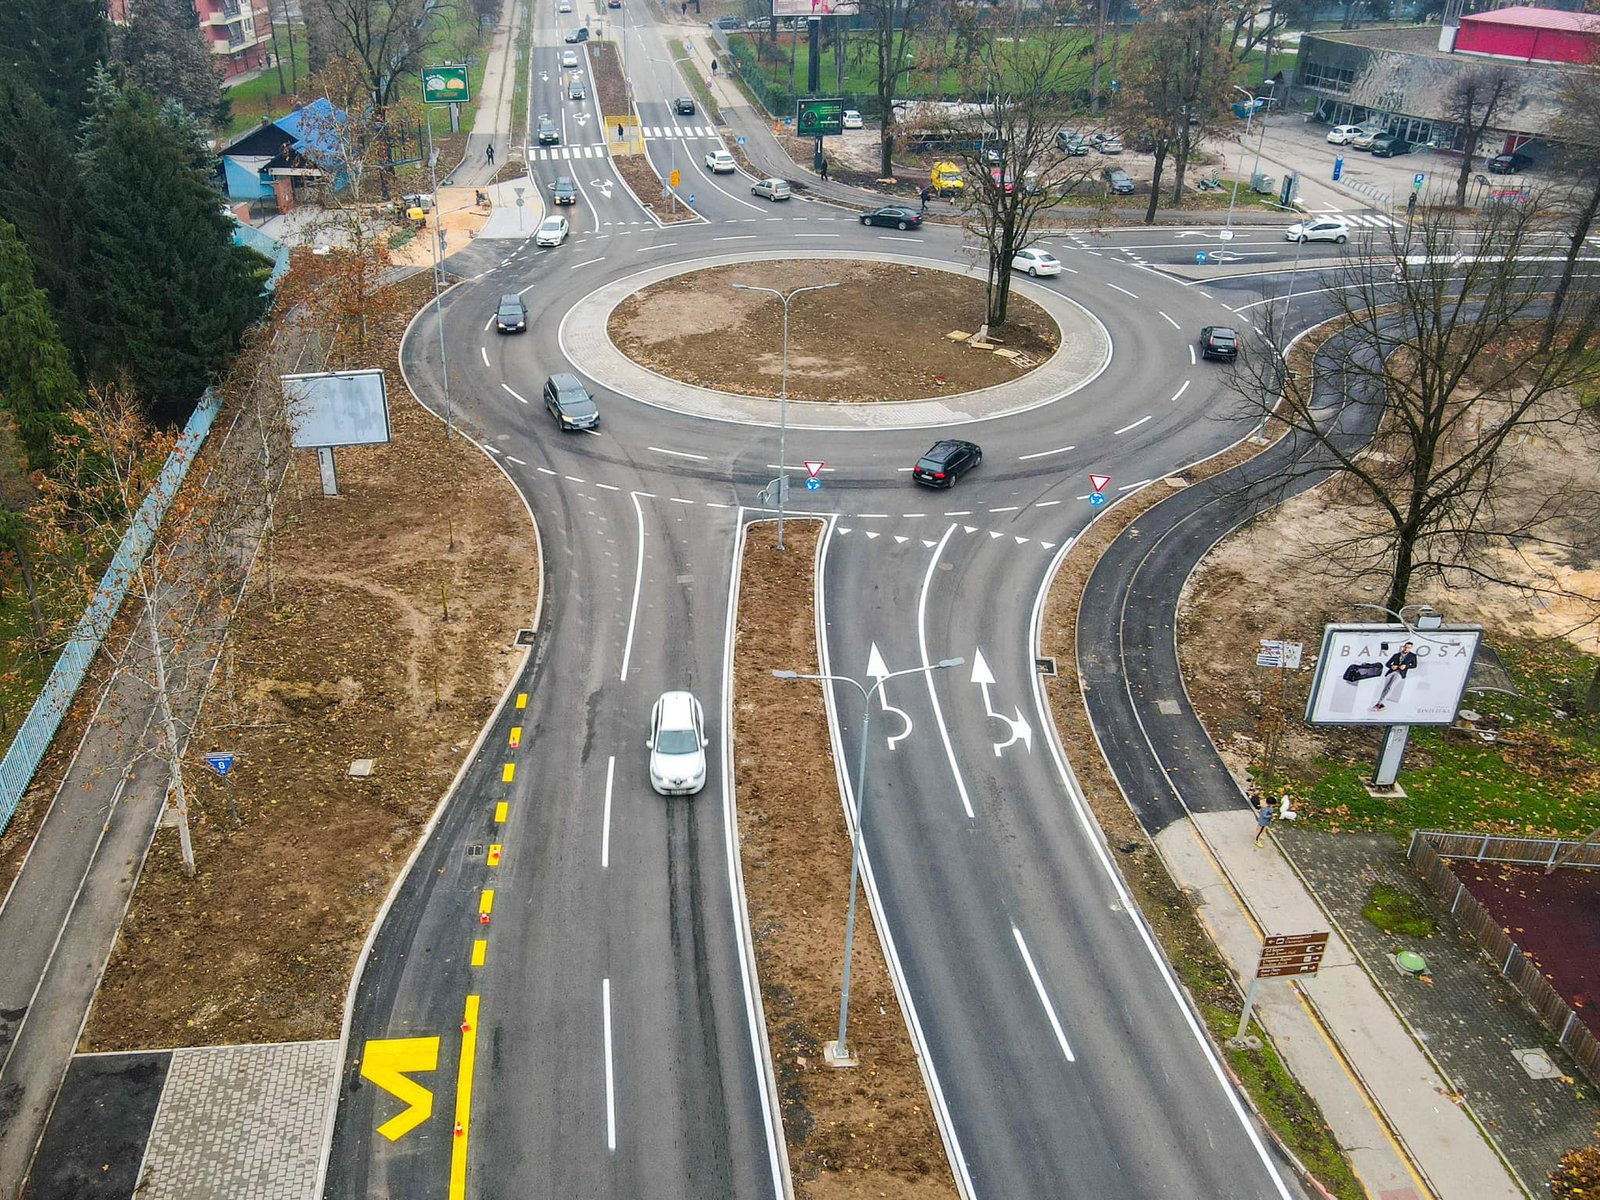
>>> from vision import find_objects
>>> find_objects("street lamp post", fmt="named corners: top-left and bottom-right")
top-left (1223, 84), bottom-right (1259, 240)
top-left (773, 656), bottom-right (964, 1066)
top-left (1252, 227), bottom-right (1308, 445)
top-left (651, 51), bottom-right (697, 215)
top-left (1247, 78), bottom-right (1274, 198)
top-left (731, 282), bottom-right (839, 549)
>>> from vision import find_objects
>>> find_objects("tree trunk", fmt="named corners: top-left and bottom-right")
top-left (1145, 143), bottom-right (1166, 224)
top-left (1586, 660), bottom-right (1600, 714)
top-left (1090, 0), bottom-right (1107, 113)
top-left (11, 537), bottom-right (44, 643)
top-left (1386, 524), bottom-right (1419, 614)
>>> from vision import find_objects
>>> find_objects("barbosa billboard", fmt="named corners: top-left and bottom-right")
top-left (1305, 624), bottom-right (1482, 727)
top-left (772, 0), bottom-right (859, 15)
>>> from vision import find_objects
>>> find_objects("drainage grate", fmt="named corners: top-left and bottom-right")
top-left (466, 844), bottom-right (485, 858)
top-left (1156, 699), bottom-right (1182, 716)
top-left (1035, 657), bottom-right (1058, 676)
top-left (515, 629), bottom-right (536, 646)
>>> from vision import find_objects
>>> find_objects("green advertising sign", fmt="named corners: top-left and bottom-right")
top-left (795, 97), bottom-right (844, 137)
top-left (422, 64), bottom-right (470, 105)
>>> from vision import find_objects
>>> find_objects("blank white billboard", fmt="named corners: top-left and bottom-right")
top-left (1305, 623), bottom-right (1482, 726)
top-left (772, 0), bottom-right (859, 16)
top-left (282, 369), bottom-right (392, 449)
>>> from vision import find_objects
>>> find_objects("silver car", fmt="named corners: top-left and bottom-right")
top-left (647, 691), bottom-right (707, 795)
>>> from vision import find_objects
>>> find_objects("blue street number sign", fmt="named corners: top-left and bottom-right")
top-left (805, 477), bottom-right (821, 491)
top-left (1332, 156), bottom-right (1343, 182)
top-left (1088, 492), bottom-right (1107, 508)
top-left (205, 753), bottom-right (235, 777)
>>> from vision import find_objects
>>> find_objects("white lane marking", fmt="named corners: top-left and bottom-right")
top-left (502, 383), bottom-right (530, 405)
top-left (1114, 415), bottom-right (1152, 435)
top-left (1171, 381), bottom-right (1191, 403)
top-left (1189, 345), bottom-right (1197, 365)
top-left (650, 445), bottom-right (710, 460)
top-left (569, 257), bottom-right (606, 270)
top-left (794, 233), bottom-right (840, 238)
top-left (1117, 479), bottom-right (1153, 491)
top-left (601, 756), bottom-right (615, 869)
top-left (655, 242), bottom-right (677, 249)
top-left (857, 513), bottom-right (889, 518)
top-left (879, 235), bottom-right (923, 242)
top-left (596, 482), bottom-right (620, 491)
top-left (714, 235), bottom-right (757, 241)
top-left (517, 280), bottom-right (540, 297)
top-left (669, 496), bottom-right (695, 505)
top-left (537, 467), bottom-right (557, 476)
top-left (565, 475), bottom-right (585, 483)
top-left (483, 444), bottom-right (501, 455)
top-left (1106, 282), bottom-right (1139, 299)
top-left (1036, 499), bottom-right (1062, 508)
top-left (1159, 311), bottom-right (1181, 330)
top-left (705, 501), bottom-right (730, 508)
top-left (481, 346), bottom-right (491, 367)
top-left (944, 509), bottom-right (972, 515)
top-left (507, 456), bottom-right (528, 466)
top-left (918, 525), bottom-right (974, 821)
top-left (1013, 927), bottom-right (1076, 1063)
top-left (621, 492), bottom-right (646, 682)
top-left (1018, 444), bottom-right (1074, 461)
top-left (602, 978), bottom-right (617, 1151)
top-left (483, 314), bottom-right (497, 332)
top-left (989, 505), bottom-right (1020, 513)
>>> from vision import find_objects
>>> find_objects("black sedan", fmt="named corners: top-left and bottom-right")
top-left (912, 439), bottom-right (982, 488)
top-left (1486, 151), bottom-right (1532, 174)
top-left (860, 205), bottom-right (922, 231)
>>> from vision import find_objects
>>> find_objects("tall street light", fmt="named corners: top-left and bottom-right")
top-left (651, 51), bottom-right (696, 215)
top-left (731, 282), bottom-right (839, 549)
top-left (1247, 78), bottom-right (1275, 204)
top-left (1223, 84), bottom-right (1262, 241)
top-left (773, 656), bottom-right (965, 1067)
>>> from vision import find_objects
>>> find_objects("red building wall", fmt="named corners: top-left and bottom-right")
top-left (1456, 18), bottom-right (1596, 64)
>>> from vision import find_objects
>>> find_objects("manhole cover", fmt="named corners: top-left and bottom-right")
top-left (1513, 1048), bottom-right (1561, 1079)
top-left (1035, 657), bottom-right (1058, 676)
top-left (1156, 699), bottom-right (1182, 715)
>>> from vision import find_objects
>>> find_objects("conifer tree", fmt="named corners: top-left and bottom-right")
top-left (0, 220), bottom-right (79, 469)
top-left (0, 0), bottom-right (109, 119)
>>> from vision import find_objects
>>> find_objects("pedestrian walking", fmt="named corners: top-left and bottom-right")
top-left (1254, 799), bottom-right (1276, 845)
top-left (710, 58), bottom-right (718, 75)
top-left (617, 122), bottom-right (624, 139)
top-left (818, 157), bottom-right (829, 181)
top-left (486, 143), bottom-right (495, 165)
top-left (920, 185), bottom-right (931, 211)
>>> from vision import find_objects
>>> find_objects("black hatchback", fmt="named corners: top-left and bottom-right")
top-left (912, 439), bottom-right (982, 487)
top-left (1199, 325), bottom-right (1239, 361)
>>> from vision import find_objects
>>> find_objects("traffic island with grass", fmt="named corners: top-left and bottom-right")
top-left (1362, 882), bottom-right (1438, 939)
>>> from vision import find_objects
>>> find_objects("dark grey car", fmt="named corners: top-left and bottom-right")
top-left (552, 176), bottom-right (577, 205)
top-left (543, 372), bottom-right (600, 430)
top-left (912, 439), bottom-right (982, 487)
top-left (495, 294), bottom-right (527, 334)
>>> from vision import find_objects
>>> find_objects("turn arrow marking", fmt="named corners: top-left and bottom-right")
top-left (970, 649), bottom-right (1033, 756)
top-left (867, 642), bottom-right (913, 749)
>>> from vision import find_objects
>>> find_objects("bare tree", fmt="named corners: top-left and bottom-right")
top-left (1544, 45), bottom-right (1600, 355)
top-left (858, 0), bottom-right (927, 177)
top-left (303, 0), bottom-right (459, 111)
top-left (1444, 65), bottom-right (1515, 208)
top-left (1229, 200), bottom-right (1600, 616)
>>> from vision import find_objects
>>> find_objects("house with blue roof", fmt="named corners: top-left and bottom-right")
top-left (219, 97), bottom-right (349, 208)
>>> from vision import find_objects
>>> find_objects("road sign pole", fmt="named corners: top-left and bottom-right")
top-left (1236, 976), bottom-right (1261, 1039)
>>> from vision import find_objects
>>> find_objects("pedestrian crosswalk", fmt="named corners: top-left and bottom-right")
top-left (527, 144), bottom-right (609, 161)
top-left (1341, 211), bottom-right (1400, 229)
top-left (640, 125), bottom-right (720, 140)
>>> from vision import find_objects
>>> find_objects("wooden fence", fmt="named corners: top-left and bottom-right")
top-left (1407, 831), bottom-right (1600, 1086)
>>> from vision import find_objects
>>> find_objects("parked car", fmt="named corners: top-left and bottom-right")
top-left (1102, 166), bottom-right (1135, 194)
top-left (563, 27), bottom-right (587, 43)
top-left (989, 168), bottom-right (1016, 195)
top-left (534, 214), bottom-right (569, 247)
top-left (712, 15), bottom-right (740, 29)
top-left (1012, 248), bottom-right (1062, 277)
top-left (1351, 127), bottom-right (1386, 150)
top-left (1199, 325), bottom-right (1239, 361)
top-left (860, 205), bottom-right (922, 230)
top-left (558, 0), bottom-right (571, 9)
top-left (751, 177), bottom-right (792, 201)
top-left (543, 372), bottom-right (600, 430)
top-left (568, 75), bottom-right (586, 100)
top-left (1326, 124), bottom-right (1363, 145)
top-left (704, 148), bottom-right (735, 173)
top-left (1371, 135), bottom-right (1411, 158)
top-left (842, 109), bottom-right (863, 129)
top-left (495, 294), bottom-right (526, 334)
top-left (1486, 151), bottom-right (1533, 174)
top-left (1097, 135), bottom-right (1123, 154)
top-left (675, 96), bottom-right (696, 115)
top-left (647, 691), bottom-right (707, 795)
top-left (537, 115), bottom-right (559, 145)
top-left (911, 439), bottom-right (982, 488)
top-left (551, 175), bottom-right (577, 205)
top-left (561, 48), bottom-right (580, 67)
top-left (1056, 130), bottom-right (1090, 155)
top-left (1283, 217), bottom-right (1349, 243)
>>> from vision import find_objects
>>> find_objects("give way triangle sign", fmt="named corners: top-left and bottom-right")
top-left (1088, 473), bottom-right (1111, 493)
top-left (803, 461), bottom-right (825, 479)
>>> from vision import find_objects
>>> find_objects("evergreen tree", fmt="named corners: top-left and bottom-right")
top-left (0, 0), bottom-right (109, 119)
top-left (0, 221), bottom-right (78, 469)
top-left (80, 78), bottom-right (267, 421)
top-left (0, 407), bottom-right (46, 642)
top-left (113, 0), bottom-right (230, 129)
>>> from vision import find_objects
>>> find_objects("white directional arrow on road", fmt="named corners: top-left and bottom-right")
top-left (867, 643), bottom-right (913, 750)
top-left (970, 649), bottom-right (1033, 756)
top-left (589, 179), bottom-right (613, 198)
top-left (573, 112), bottom-right (591, 126)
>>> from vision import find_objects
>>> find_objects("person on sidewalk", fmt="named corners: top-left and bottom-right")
top-left (486, 143), bottom-right (495, 166)
top-left (1254, 799), bottom-right (1276, 844)
top-left (920, 185), bottom-right (931, 211)
top-left (1372, 641), bottom-right (1417, 711)
top-left (818, 158), bottom-right (829, 181)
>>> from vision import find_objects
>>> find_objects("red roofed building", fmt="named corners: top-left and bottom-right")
top-left (1453, 6), bottom-right (1600, 66)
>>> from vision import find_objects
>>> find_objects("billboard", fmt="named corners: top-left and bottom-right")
top-left (795, 97), bottom-right (845, 136)
top-left (772, 0), bottom-right (859, 15)
top-left (422, 64), bottom-right (470, 105)
top-left (1305, 623), bottom-right (1482, 727)
top-left (282, 369), bottom-right (392, 449)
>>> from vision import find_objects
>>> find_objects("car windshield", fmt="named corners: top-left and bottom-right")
top-left (499, 300), bottom-right (521, 316)
top-left (657, 727), bottom-right (699, 754)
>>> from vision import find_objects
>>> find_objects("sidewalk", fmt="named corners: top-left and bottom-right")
top-left (1154, 811), bottom-right (1525, 1200)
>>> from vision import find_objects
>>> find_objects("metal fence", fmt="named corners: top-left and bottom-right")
top-left (1407, 830), bottom-right (1600, 1085)
top-left (231, 219), bottom-right (291, 291)
top-left (0, 391), bottom-right (222, 837)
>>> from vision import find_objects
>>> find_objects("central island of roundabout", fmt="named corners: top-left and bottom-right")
top-left (559, 252), bottom-right (1113, 429)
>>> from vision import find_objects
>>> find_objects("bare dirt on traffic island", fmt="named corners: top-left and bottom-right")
top-left (735, 520), bottom-right (956, 1200)
top-left (609, 260), bottom-right (1058, 403)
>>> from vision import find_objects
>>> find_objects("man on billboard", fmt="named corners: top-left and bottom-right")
top-left (1306, 624), bottom-right (1481, 727)
top-left (1372, 642), bottom-right (1419, 711)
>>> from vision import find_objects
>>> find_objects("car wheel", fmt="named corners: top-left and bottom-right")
top-left (1336, 234), bottom-right (1348, 244)
top-left (1028, 266), bottom-right (1038, 276)
top-left (897, 220), bottom-right (908, 230)
top-left (860, 215), bottom-right (870, 225)
top-left (1297, 234), bottom-right (1307, 243)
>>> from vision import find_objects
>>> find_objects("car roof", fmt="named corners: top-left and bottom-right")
top-left (499, 294), bottom-right (523, 307)
top-left (539, 215), bottom-right (563, 225)
top-left (1208, 326), bottom-right (1239, 337)
top-left (656, 690), bottom-right (699, 725)
top-left (550, 372), bottom-right (584, 389)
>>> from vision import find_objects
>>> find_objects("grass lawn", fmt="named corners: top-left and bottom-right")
top-left (1362, 883), bottom-right (1438, 938)
top-left (1283, 641), bottom-right (1600, 840)
top-left (223, 25), bottom-right (312, 137)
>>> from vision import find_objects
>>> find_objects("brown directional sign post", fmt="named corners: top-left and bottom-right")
top-left (1237, 932), bottom-right (1331, 1040)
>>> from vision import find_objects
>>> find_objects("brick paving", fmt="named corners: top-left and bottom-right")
top-left (1279, 828), bottom-right (1600, 1194)
top-left (138, 1040), bottom-right (340, 1200)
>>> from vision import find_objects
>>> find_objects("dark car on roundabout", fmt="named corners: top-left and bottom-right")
top-left (860, 205), bottom-right (922, 231)
top-left (912, 439), bottom-right (982, 488)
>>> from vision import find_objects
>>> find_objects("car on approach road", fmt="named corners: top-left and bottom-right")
top-left (1326, 124), bottom-right (1363, 144)
top-left (563, 27), bottom-right (587, 43)
top-left (561, 48), bottom-right (580, 67)
top-left (860, 205), bottom-right (922, 230)
top-left (647, 691), bottom-right (708, 795)
top-left (494, 294), bottom-right (527, 334)
top-left (535, 214), bottom-right (569, 246)
top-left (568, 74), bottom-right (586, 100)
top-left (1199, 325), bottom-right (1240, 361)
top-left (537, 115), bottom-right (560, 144)
top-left (1487, 151), bottom-right (1533, 174)
top-left (1284, 217), bottom-right (1349, 243)
top-left (705, 148), bottom-right (735, 173)
top-left (551, 175), bottom-right (577, 205)
top-left (543, 372), bottom-right (600, 430)
top-left (1012, 248), bottom-right (1062, 277)
top-left (558, 0), bottom-right (571, 8)
top-left (675, 96), bottom-right (696, 115)
top-left (912, 439), bottom-right (982, 488)
top-left (607, 0), bottom-right (621, 7)
top-left (751, 177), bottom-right (792, 200)
top-left (1102, 166), bottom-right (1135, 194)
top-left (842, 109), bottom-right (863, 129)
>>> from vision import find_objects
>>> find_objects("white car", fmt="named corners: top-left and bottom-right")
top-left (559, 0), bottom-right (572, 9)
top-left (704, 149), bottom-right (735, 173)
top-left (841, 109), bottom-right (863, 129)
top-left (1012, 248), bottom-right (1062, 277)
top-left (751, 177), bottom-right (791, 200)
top-left (1326, 124), bottom-right (1362, 145)
top-left (647, 691), bottom-right (708, 795)
top-left (535, 214), bottom-right (569, 246)
top-left (561, 49), bottom-right (579, 68)
top-left (1284, 217), bottom-right (1349, 244)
